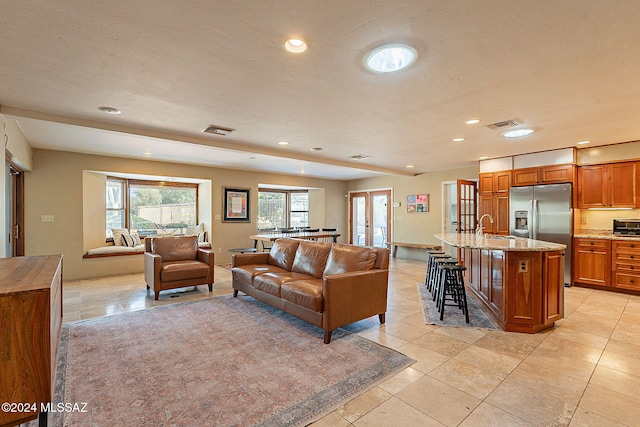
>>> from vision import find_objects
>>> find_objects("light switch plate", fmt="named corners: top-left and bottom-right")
top-left (42, 215), bottom-right (54, 222)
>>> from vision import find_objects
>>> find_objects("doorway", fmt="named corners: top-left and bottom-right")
top-left (5, 162), bottom-right (24, 257)
top-left (349, 189), bottom-right (391, 247)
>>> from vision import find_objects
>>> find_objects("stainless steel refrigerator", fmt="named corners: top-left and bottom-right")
top-left (509, 183), bottom-right (572, 285)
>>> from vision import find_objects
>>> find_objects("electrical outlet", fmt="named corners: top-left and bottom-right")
top-left (41, 215), bottom-right (54, 222)
top-left (214, 214), bottom-right (221, 220)
top-left (581, 217), bottom-right (588, 225)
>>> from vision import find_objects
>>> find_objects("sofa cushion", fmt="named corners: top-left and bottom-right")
top-left (152, 236), bottom-right (198, 262)
top-left (254, 271), bottom-right (314, 297)
top-left (160, 260), bottom-right (209, 282)
top-left (323, 244), bottom-right (377, 276)
top-left (291, 241), bottom-right (331, 278)
top-left (231, 265), bottom-right (288, 287)
top-left (281, 279), bottom-right (323, 312)
top-left (268, 239), bottom-right (300, 270)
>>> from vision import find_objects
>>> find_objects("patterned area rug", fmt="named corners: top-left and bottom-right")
top-left (417, 283), bottom-right (499, 329)
top-left (50, 296), bottom-right (414, 426)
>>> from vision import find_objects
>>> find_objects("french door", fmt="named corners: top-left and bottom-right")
top-left (5, 163), bottom-right (24, 256)
top-left (457, 179), bottom-right (477, 233)
top-left (349, 189), bottom-right (391, 247)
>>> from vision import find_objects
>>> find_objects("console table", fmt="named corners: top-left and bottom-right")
top-left (0, 255), bottom-right (63, 427)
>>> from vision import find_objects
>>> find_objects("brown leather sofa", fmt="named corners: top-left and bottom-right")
top-left (144, 235), bottom-right (215, 300)
top-left (232, 238), bottom-right (390, 343)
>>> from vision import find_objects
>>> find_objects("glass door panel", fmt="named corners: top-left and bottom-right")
top-left (349, 190), bottom-right (391, 247)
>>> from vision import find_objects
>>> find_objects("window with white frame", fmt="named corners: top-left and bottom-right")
top-left (258, 190), bottom-right (309, 229)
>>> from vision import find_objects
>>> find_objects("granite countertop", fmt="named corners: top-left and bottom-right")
top-left (435, 233), bottom-right (567, 252)
top-left (574, 229), bottom-right (640, 241)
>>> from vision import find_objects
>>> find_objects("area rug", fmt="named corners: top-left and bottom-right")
top-left (417, 283), bottom-right (499, 329)
top-left (51, 296), bottom-right (414, 426)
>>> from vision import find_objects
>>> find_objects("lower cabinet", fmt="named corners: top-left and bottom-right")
top-left (612, 240), bottom-right (640, 291)
top-left (573, 238), bottom-right (612, 287)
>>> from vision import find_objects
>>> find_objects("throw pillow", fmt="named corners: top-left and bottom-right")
top-left (121, 233), bottom-right (135, 247)
top-left (111, 228), bottom-right (129, 246)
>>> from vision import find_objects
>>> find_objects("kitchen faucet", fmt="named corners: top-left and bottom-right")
top-left (476, 214), bottom-right (494, 237)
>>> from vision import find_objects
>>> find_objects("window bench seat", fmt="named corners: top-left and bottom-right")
top-left (83, 242), bottom-right (212, 259)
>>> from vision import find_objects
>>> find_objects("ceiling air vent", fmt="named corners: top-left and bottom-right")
top-left (202, 124), bottom-right (236, 136)
top-left (485, 118), bottom-right (523, 131)
top-left (349, 154), bottom-right (371, 160)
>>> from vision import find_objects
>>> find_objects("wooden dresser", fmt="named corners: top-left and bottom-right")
top-left (0, 255), bottom-right (63, 427)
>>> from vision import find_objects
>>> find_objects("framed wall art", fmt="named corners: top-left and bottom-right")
top-left (222, 187), bottom-right (250, 222)
top-left (406, 194), bottom-right (429, 213)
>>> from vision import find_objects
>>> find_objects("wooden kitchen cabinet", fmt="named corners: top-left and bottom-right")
top-left (512, 164), bottom-right (575, 187)
top-left (612, 239), bottom-right (640, 291)
top-left (578, 162), bottom-right (637, 208)
top-left (573, 238), bottom-right (611, 287)
top-left (0, 255), bottom-right (63, 427)
top-left (478, 171), bottom-right (511, 235)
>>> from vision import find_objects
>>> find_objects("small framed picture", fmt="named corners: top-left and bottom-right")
top-left (222, 187), bottom-right (250, 222)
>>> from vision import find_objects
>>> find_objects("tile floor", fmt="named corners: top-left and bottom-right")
top-left (62, 258), bottom-right (640, 426)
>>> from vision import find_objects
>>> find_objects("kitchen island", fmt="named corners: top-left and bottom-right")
top-left (435, 233), bottom-right (566, 333)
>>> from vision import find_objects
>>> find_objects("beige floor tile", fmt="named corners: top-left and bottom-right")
top-left (579, 384), bottom-right (640, 426)
top-left (568, 408), bottom-right (627, 427)
top-left (357, 330), bottom-right (408, 350)
top-left (610, 321), bottom-right (640, 345)
top-left (309, 411), bottom-right (351, 427)
top-left (559, 311), bottom-right (617, 337)
top-left (523, 348), bottom-right (596, 382)
top-left (485, 379), bottom-right (576, 425)
top-left (471, 331), bottom-right (542, 358)
top-left (396, 376), bottom-right (480, 426)
top-left (395, 343), bottom-right (449, 374)
top-left (394, 312), bottom-right (441, 331)
top-left (535, 335), bottom-right (604, 364)
top-left (550, 325), bottom-right (609, 350)
top-left (411, 331), bottom-right (470, 357)
top-left (433, 325), bottom-right (488, 344)
top-left (505, 361), bottom-right (588, 406)
top-left (604, 338), bottom-right (640, 360)
top-left (427, 358), bottom-right (504, 399)
top-left (590, 365), bottom-right (640, 398)
top-left (453, 345), bottom-right (523, 378)
top-left (336, 386), bottom-right (392, 423)
top-left (458, 402), bottom-right (533, 427)
top-left (380, 322), bottom-right (430, 341)
top-left (353, 397), bottom-right (444, 427)
top-left (599, 350), bottom-right (640, 378)
top-left (378, 367), bottom-right (425, 395)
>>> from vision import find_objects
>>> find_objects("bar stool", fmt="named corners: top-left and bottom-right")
top-left (432, 258), bottom-right (459, 302)
top-left (424, 251), bottom-right (445, 288)
top-left (438, 265), bottom-right (469, 323)
top-left (426, 254), bottom-right (449, 292)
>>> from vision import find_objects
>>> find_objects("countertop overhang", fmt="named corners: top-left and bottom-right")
top-left (435, 233), bottom-right (566, 252)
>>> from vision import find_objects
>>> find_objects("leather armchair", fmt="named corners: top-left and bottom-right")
top-left (144, 235), bottom-right (214, 300)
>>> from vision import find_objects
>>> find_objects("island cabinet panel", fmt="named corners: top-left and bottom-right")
top-left (612, 240), bottom-right (640, 292)
top-left (489, 251), bottom-right (505, 316)
top-left (504, 252), bottom-right (542, 327)
top-left (573, 238), bottom-right (611, 287)
top-left (543, 251), bottom-right (565, 323)
top-left (0, 255), bottom-right (63, 427)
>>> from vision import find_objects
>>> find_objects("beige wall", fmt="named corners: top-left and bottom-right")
top-left (347, 166), bottom-right (479, 259)
top-left (25, 149), bottom-right (348, 280)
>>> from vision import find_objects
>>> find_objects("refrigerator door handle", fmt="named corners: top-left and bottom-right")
top-left (532, 199), bottom-right (539, 240)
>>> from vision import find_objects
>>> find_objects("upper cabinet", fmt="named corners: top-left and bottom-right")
top-left (578, 162), bottom-right (638, 208)
top-left (478, 171), bottom-right (511, 235)
top-left (512, 164), bottom-right (575, 187)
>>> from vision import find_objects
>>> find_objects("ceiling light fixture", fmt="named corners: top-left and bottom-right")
top-left (284, 38), bottom-right (308, 54)
top-left (502, 128), bottom-right (534, 138)
top-left (98, 106), bottom-right (121, 115)
top-left (406, 165), bottom-right (414, 168)
top-left (577, 140), bottom-right (591, 145)
top-left (364, 44), bottom-right (417, 73)
top-left (479, 156), bottom-right (489, 160)
top-left (452, 138), bottom-right (465, 142)
top-left (278, 141), bottom-right (289, 146)
top-left (465, 119), bottom-right (480, 125)
top-left (310, 147), bottom-right (323, 151)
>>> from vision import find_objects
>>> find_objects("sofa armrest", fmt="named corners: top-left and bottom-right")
top-left (197, 248), bottom-right (215, 266)
top-left (232, 252), bottom-right (270, 267)
top-left (322, 269), bottom-right (389, 332)
top-left (144, 252), bottom-right (162, 288)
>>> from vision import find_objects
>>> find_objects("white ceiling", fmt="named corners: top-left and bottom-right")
top-left (1, 1), bottom-right (640, 180)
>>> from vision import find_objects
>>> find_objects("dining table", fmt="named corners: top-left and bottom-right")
top-left (249, 231), bottom-right (341, 249)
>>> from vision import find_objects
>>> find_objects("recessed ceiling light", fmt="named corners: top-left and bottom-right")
top-left (465, 119), bottom-right (480, 125)
top-left (278, 141), bottom-right (289, 146)
top-left (364, 44), bottom-right (417, 73)
top-left (502, 128), bottom-right (534, 138)
top-left (143, 151), bottom-right (152, 156)
top-left (284, 38), bottom-right (308, 54)
top-left (479, 156), bottom-right (489, 160)
top-left (310, 147), bottom-right (323, 151)
top-left (577, 140), bottom-right (591, 145)
top-left (98, 106), bottom-right (121, 115)
top-left (452, 138), bottom-right (465, 142)
top-left (406, 165), bottom-right (414, 168)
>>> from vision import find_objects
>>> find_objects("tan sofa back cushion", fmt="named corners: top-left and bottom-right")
top-left (268, 239), bottom-right (300, 270)
top-left (323, 243), bottom-right (377, 276)
top-left (291, 241), bottom-right (331, 278)
top-left (151, 236), bottom-right (198, 262)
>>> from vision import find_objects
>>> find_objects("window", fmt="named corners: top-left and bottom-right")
top-left (106, 178), bottom-right (198, 238)
top-left (258, 190), bottom-right (308, 229)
